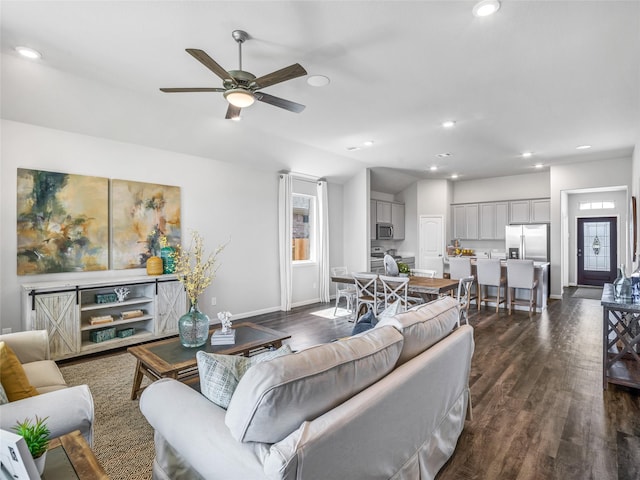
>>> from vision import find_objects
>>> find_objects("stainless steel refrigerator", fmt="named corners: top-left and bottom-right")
top-left (505, 224), bottom-right (550, 262)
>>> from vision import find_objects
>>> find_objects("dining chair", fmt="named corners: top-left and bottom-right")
top-left (383, 254), bottom-right (399, 276)
top-left (330, 266), bottom-right (356, 317)
top-left (456, 275), bottom-right (475, 326)
top-left (448, 257), bottom-right (477, 306)
top-left (506, 259), bottom-right (538, 315)
top-left (475, 258), bottom-right (507, 312)
top-left (352, 272), bottom-right (380, 319)
top-left (379, 275), bottom-right (410, 312)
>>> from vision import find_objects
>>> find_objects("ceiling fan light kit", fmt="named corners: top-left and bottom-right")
top-left (160, 29), bottom-right (307, 119)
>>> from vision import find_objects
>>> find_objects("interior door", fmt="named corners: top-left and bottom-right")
top-left (577, 217), bottom-right (617, 286)
top-left (419, 215), bottom-right (444, 277)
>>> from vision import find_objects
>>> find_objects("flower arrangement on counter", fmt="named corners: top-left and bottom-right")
top-left (171, 231), bottom-right (227, 305)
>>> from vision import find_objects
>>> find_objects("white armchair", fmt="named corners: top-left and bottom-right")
top-left (0, 330), bottom-right (94, 446)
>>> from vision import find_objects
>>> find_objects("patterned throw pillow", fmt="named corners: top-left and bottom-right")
top-left (0, 382), bottom-right (8, 405)
top-left (197, 345), bottom-right (292, 409)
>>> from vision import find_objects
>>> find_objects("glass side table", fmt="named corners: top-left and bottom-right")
top-left (42, 430), bottom-right (107, 480)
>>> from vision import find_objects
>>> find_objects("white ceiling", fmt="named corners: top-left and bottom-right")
top-left (2, 1), bottom-right (639, 193)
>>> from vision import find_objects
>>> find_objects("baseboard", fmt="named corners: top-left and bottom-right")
top-left (231, 305), bottom-right (281, 320)
top-left (292, 297), bottom-right (322, 308)
top-left (550, 294), bottom-right (563, 300)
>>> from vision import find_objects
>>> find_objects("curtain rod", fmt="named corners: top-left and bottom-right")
top-left (279, 171), bottom-right (326, 184)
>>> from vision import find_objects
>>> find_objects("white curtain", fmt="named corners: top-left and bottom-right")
top-left (278, 174), bottom-right (293, 311)
top-left (318, 180), bottom-right (331, 303)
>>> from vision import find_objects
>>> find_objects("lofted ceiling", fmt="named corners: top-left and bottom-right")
top-left (1, 1), bottom-right (639, 194)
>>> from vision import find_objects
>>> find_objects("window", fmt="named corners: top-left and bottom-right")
top-left (292, 194), bottom-right (315, 262)
top-left (579, 201), bottom-right (615, 210)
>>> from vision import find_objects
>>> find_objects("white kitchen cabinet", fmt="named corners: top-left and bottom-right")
top-left (452, 204), bottom-right (479, 240)
top-left (392, 202), bottom-right (405, 240)
top-left (376, 201), bottom-right (392, 223)
top-left (22, 275), bottom-right (186, 360)
top-left (510, 200), bottom-right (531, 224)
top-left (479, 202), bottom-right (509, 239)
top-left (531, 199), bottom-right (550, 223)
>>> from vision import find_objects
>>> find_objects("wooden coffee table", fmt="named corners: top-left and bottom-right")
top-left (127, 322), bottom-right (291, 399)
top-left (42, 430), bottom-right (107, 479)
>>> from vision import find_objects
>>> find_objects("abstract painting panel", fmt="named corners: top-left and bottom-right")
top-left (111, 179), bottom-right (181, 269)
top-left (17, 168), bottom-right (109, 275)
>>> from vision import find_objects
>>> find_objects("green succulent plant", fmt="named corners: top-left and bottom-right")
top-left (12, 415), bottom-right (50, 458)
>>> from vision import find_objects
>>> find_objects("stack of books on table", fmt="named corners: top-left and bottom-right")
top-left (211, 328), bottom-right (236, 345)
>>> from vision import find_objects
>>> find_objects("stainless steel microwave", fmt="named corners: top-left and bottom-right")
top-left (376, 223), bottom-right (394, 240)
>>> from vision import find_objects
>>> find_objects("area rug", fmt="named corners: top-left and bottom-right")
top-left (59, 353), bottom-right (153, 480)
top-left (571, 287), bottom-right (604, 300)
top-left (310, 306), bottom-right (353, 320)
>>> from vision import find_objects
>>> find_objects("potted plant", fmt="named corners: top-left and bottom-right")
top-left (397, 262), bottom-right (410, 277)
top-left (12, 415), bottom-right (50, 475)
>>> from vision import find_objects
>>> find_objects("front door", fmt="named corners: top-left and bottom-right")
top-left (577, 217), bottom-right (617, 286)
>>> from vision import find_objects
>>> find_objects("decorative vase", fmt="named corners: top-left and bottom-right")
top-left (613, 264), bottom-right (632, 302)
top-left (146, 256), bottom-right (163, 275)
top-left (33, 451), bottom-right (46, 476)
top-left (178, 302), bottom-right (210, 347)
top-left (160, 246), bottom-right (176, 274)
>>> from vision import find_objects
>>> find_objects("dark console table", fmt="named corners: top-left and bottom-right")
top-left (601, 283), bottom-right (640, 390)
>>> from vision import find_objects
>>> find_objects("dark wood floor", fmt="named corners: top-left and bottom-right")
top-left (248, 290), bottom-right (640, 480)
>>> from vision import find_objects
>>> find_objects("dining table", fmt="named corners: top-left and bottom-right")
top-left (331, 273), bottom-right (459, 297)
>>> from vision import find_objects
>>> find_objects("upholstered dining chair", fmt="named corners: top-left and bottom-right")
top-left (506, 259), bottom-right (538, 315)
top-left (330, 266), bottom-right (356, 317)
top-left (456, 275), bottom-right (475, 326)
top-left (379, 275), bottom-right (410, 312)
top-left (475, 258), bottom-right (507, 312)
top-left (352, 272), bottom-right (380, 319)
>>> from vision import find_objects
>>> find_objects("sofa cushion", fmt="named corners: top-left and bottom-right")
top-left (375, 295), bottom-right (459, 366)
top-left (22, 361), bottom-right (68, 394)
top-left (225, 325), bottom-right (404, 444)
top-left (0, 341), bottom-right (39, 401)
top-left (197, 345), bottom-right (292, 409)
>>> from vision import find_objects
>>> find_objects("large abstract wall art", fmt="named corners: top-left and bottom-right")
top-left (17, 168), bottom-right (109, 275)
top-left (111, 179), bottom-right (181, 269)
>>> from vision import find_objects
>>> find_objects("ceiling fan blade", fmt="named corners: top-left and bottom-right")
top-left (186, 49), bottom-right (236, 83)
top-left (225, 104), bottom-right (242, 120)
top-left (160, 88), bottom-right (226, 93)
top-left (254, 92), bottom-right (305, 113)
top-left (252, 63), bottom-right (307, 89)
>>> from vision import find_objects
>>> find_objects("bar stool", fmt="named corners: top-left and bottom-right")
top-left (449, 257), bottom-right (477, 308)
top-left (506, 259), bottom-right (538, 315)
top-left (476, 258), bottom-right (507, 312)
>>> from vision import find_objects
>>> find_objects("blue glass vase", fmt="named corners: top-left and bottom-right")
top-left (178, 301), bottom-right (210, 347)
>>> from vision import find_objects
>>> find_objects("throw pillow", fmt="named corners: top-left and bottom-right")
top-left (0, 341), bottom-right (40, 402)
top-left (351, 310), bottom-right (377, 335)
top-left (197, 345), bottom-right (292, 409)
top-left (0, 382), bottom-right (8, 405)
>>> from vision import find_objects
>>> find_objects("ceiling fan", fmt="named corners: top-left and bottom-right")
top-left (160, 30), bottom-right (307, 120)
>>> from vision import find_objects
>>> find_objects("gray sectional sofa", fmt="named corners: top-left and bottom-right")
top-left (140, 295), bottom-right (474, 480)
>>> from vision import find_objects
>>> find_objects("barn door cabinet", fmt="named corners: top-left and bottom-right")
top-left (22, 275), bottom-right (186, 360)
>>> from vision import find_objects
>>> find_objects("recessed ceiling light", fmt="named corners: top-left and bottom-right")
top-left (346, 146), bottom-right (361, 151)
top-left (436, 153), bottom-right (451, 158)
top-left (363, 140), bottom-right (374, 147)
top-left (307, 75), bottom-right (330, 87)
top-left (430, 166), bottom-right (438, 171)
top-left (451, 174), bottom-right (459, 179)
top-left (473, 0), bottom-right (500, 17)
top-left (576, 145), bottom-right (592, 150)
top-left (534, 163), bottom-right (544, 169)
top-left (15, 46), bottom-right (42, 59)
top-left (521, 152), bottom-right (533, 158)
top-left (442, 120), bottom-right (456, 128)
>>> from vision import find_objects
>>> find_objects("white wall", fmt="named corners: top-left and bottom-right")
top-left (342, 169), bottom-right (369, 274)
top-left (632, 142), bottom-right (640, 271)
top-left (452, 172), bottom-right (550, 204)
top-left (0, 120), bottom-right (346, 330)
top-left (550, 155), bottom-right (632, 298)
top-left (566, 190), bottom-right (628, 285)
